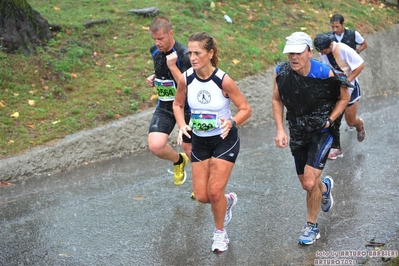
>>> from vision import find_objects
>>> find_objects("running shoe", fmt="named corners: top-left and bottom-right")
top-left (321, 176), bottom-right (334, 212)
top-left (212, 229), bottom-right (229, 252)
top-left (298, 223), bottom-right (320, 245)
top-left (173, 153), bottom-right (189, 185)
top-left (357, 118), bottom-right (366, 142)
top-left (224, 192), bottom-right (238, 227)
top-left (328, 148), bottom-right (343, 160)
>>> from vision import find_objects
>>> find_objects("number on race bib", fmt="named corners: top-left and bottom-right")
top-left (190, 112), bottom-right (218, 132)
top-left (154, 78), bottom-right (176, 101)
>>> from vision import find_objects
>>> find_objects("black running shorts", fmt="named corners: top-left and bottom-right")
top-left (148, 106), bottom-right (192, 144)
top-left (293, 128), bottom-right (333, 175)
top-left (190, 126), bottom-right (240, 163)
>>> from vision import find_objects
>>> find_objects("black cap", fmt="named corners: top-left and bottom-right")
top-left (314, 33), bottom-right (332, 52)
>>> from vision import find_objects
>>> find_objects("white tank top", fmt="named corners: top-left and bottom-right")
top-left (185, 67), bottom-right (232, 137)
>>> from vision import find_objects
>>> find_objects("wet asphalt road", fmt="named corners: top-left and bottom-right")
top-left (1, 95), bottom-right (398, 266)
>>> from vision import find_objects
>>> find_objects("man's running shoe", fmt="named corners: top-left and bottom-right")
top-left (321, 176), bottom-right (334, 212)
top-left (357, 118), bottom-right (366, 142)
top-left (173, 153), bottom-right (189, 185)
top-left (328, 148), bottom-right (343, 160)
top-left (298, 222), bottom-right (320, 245)
top-left (212, 229), bottom-right (229, 252)
top-left (224, 192), bottom-right (238, 227)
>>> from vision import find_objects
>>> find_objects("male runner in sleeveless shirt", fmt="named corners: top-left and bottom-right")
top-left (146, 17), bottom-right (191, 185)
top-left (314, 33), bottom-right (366, 160)
top-left (329, 14), bottom-right (368, 54)
top-left (272, 32), bottom-right (351, 245)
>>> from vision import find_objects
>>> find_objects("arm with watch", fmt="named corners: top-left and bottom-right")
top-left (325, 82), bottom-right (351, 128)
top-left (229, 118), bottom-right (237, 128)
top-left (326, 117), bottom-right (334, 128)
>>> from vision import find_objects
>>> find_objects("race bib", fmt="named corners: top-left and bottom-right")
top-left (190, 112), bottom-right (218, 132)
top-left (154, 78), bottom-right (176, 101)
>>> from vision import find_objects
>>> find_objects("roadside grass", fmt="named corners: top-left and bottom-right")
top-left (389, 256), bottom-right (399, 265)
top-left (0, 0), bottom-right (398, 159)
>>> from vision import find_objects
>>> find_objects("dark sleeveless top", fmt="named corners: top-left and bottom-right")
top-left (276, 61), bottom-right (344, 150)
top-left (329, 29), bottom-right (357, 50)
top-left (150, 41), bottom-right (191, 111)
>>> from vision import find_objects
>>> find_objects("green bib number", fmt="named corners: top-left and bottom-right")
top-left (154, 79), bottom-right (176, 101)
top-left (190, 112), bottom-right (218, 132)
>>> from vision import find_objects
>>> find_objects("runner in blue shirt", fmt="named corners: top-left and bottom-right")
top-left (272, 32), bottom-right (350, 245)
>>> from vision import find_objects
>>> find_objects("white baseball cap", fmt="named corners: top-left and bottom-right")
top-left (282, 32), bottom-right (313, 54)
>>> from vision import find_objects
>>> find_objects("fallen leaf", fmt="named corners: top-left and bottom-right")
top-left (54, 6), bottom-right (60, 10)
top-left (0, 199), bottom-right (17, 204)
top-left (300, 27), bottom-right (307, 31)
top-left (150, 94), bottom-right (158, 101)
top-left (249, 15), bottom-right (256, 21)
top-left (142, 26), bottom-right (149, 30)
top-left (13, 93), bottom-right (19, 97)
top-left (0, 181), bottom-right (13, 187)
top-left (232, 59), bottom-right (240, 65)
top-left (27, 124), bottom-right (35, 129)
top-left (7, 140), bottom-right (14, 145)
top-left (134, 196), bottom-right (144, 200)
top-left (28, 100), bottom-right (36, 106)
top-left (71, 73), bottom-right (78, 79)
top-left (52, 120), bottom-right (61, 125)
top-left (0, 102), bottom-right (5, 108)
top-left (10, 112), bottom-right (19, 118)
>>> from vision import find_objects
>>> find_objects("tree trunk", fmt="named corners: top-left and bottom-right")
top-left (0, 0), bottom-right (54, 54)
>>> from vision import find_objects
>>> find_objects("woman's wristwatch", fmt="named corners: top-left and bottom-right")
top-left (327, 118), bottom-right (334, 127)
top-left (229, 118), bottom-right (236, 128)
